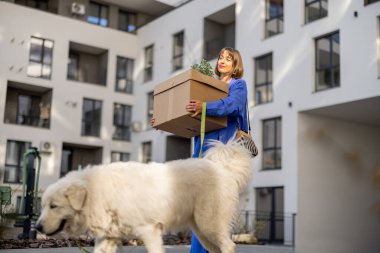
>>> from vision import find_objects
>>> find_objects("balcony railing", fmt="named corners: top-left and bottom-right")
top-left (16, 114), bottom-right (49, 128)
top-left (233, 210), bottom-right (296, 246)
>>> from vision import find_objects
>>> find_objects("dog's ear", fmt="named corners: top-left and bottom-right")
top-left (65, 182), bottom-right (87, 211)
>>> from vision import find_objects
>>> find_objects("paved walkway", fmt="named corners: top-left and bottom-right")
top-left (1, 245), bottom-right (294, 253)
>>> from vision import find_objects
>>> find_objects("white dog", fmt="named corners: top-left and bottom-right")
top-left (36, 140), bottom-right (252, 253)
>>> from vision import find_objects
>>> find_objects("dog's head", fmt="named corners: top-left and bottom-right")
top-left (36, 177), bottom-right (88, 236)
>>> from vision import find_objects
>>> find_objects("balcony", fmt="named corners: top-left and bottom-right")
top-left (68, 41), bottom-right (108, 86)
top-left (203, 4), bottom-right (235, 60)
top-left (4, 81), bottom-right (52, 129)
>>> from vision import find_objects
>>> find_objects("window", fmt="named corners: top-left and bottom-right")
top-left (305, 0), bottom-right (327, 23)
top-left (254, 53), bottom-right (273, 105)
top-left (365, 0), bottom-right (380, 5)
top-left (315, 31), bottom-right (340, 91)
top-left (262, 118), bottom-right (281, 170)
top-left (115, 56), bottom-right (134, 94)
top-left (172, 31), bottom-right (184, 71)
top-left (60, 148), bottom-right (73, 177)
top-left (15, 0), bottom-right (48, 11)
top-left (27, 37), bottom-right (53, 79)
top-left (67, 52), bottom-right (79, 81)
top-left (16, 94), bottom-right (41, 127)
top-left (81, 98), bottom-right (102, 137)
top-left (113, 103), bottom-right (132, 141)
top-left (144, 45), bottom-right (154, 82)
top-left (16, 196), bottom-right (41, 215)
top-left (142, 142), bottom-right (152, 163)
top-left (147, 92), bottom-right (154, 127)
top-left (111, 152), bottom-right (130, 162)
top-left (4, 140), bottom-right (31, 183)
top-left (118, 10), bottom-right (137, 33)
top-left (265, 0), bottom-right (284, 38)
top-left (87, 1), bottom-right (109, 27)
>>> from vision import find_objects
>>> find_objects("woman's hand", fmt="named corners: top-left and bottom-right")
top-left (150, 117), bottom-right (156, 127)
top-left (186, 100), bottom-right (203, 117)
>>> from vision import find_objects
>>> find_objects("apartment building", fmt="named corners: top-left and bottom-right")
top-left (1, 0), bottom-right (380, 252)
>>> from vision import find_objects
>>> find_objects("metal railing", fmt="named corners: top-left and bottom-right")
top-left (232, 210), bottom-right (296, 246)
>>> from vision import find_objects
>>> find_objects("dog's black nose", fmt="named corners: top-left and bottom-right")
top-left (34, 223), bottom-right (43, 232)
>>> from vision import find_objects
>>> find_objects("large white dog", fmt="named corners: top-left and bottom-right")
top-left (36, 140), bottom-right (252, 253)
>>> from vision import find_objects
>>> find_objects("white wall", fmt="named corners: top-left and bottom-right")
top-left (298, 113), bottom-right (380, 253)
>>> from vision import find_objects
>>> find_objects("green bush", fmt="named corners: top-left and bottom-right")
top-left (191, 59), bottom-right (214, 77)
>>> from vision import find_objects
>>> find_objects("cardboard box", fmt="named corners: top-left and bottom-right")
top-left (153, 69), bottom-right (228, 138)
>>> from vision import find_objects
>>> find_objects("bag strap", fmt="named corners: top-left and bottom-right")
top-left (236, 98), bottom-right (251, 134)
top-left (199, 102), bottom-right (207, 158)
top-left (246, 99), bottom-right (252, 134)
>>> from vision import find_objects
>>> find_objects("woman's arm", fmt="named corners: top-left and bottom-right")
top-left (206, 79), bottom-right (247, 117)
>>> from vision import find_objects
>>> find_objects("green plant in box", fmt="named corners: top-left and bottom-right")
top-left (191, 59), bottom-right (214, 77)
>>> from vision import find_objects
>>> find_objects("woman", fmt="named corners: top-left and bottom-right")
top-left (186, 47), bottom-right (248, 253)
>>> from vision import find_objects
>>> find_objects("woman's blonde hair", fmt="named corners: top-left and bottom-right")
top-left (214, 47), bottom-right (244, 79)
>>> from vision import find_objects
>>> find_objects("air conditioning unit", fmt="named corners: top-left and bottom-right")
top-left (39, 141), bottom-right (53, 153)
top-left (71, 2), bottom-right (86, 15)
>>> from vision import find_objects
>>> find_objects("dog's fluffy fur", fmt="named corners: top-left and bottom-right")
top-left (36, 140), bottom-right (252, 253)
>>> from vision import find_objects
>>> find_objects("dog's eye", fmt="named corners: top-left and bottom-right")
top-left (50, 203), bottom-right (58, 209)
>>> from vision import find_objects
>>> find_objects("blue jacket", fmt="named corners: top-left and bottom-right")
top-left (192, 78), bottom-right (248, 158)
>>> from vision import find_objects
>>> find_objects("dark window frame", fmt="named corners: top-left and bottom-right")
top-left (16, 93), bottom-right (42, 127)
top-left (144, 45), bottom-right (154, 82)
top-left (147, 92), bottom-right (154, 128)
top-left (4, 140), bottom-right (32, 184)
top-left (111, 151), bottom-right (130, 162)
top-left (28, 36), bottom-right (54, 79)
top-left (315, 31), bottom-right (340, 92)
top-left (142, 141), bottom-right (152, 163)
top-left (305, 0), bottom-right (328, 24)
top-left (254, 53), bottom-right (273, 105)
top-left (262, 117), bottom-right (282, 170)
top-left (172, 31), bottom-right (184, 72)
top-left (67, 52), bottom-right (79, 81)
top-left (87, 1), bottom-right (109, 27)
top-left (118, 10), bottom-right (137, 33)
top-left (115, 56), bottom-right (134, 94)
top-left (112, 103), bottom-right (132, 142)
top-left (265, 0), bottom-right (284, 38)
top-left (81, 98), bottom-right (102, 137)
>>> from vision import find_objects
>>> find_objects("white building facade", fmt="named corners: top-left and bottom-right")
top-left (1, 0), bottom-right (380, 252)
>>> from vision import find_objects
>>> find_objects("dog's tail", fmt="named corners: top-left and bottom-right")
top-left (203, 140), bottom-right (253, 192)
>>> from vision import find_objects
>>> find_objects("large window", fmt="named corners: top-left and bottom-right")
top-left (144, 45), bottom-right (154, 82)
top-left (27, 37), bottom-right (53, 79)
top-left (147, 92), bottom-right (154, 128)
top-left (142, 142), bottom-right (152, 163)
top-left (111, 152), bottom-right (130, 162)
top-left (113, 103), bottom-right (132, 141)
top-left (87, 1), bottom-right (109, 27)
top-left (115, 56), bottom-right (134, 94)
top-left (172, 31), bottom-right (184, 71)
top-left (315, 31), bottom-right (340, 91)
top-left (262, 118), bottom-right (281, 170)
top-left (16, 94), bottom-right (41, 127)
top-left (255, 53), bottom-right (273, 105)
top-left (305, 0), bottom-right (328, 23)
top-left (118, 10), bottom-right (137, 33)
top-left (265, 0), bottom-right (284, 38)
top-left (4, 140), bottom-right (31, 183)
top-left (81, 98), bottom-right (102, 137)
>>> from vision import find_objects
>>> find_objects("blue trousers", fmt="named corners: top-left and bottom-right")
top-left (190, 232), bottom-right (208, 253)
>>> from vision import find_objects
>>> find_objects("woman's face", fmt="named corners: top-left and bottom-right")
top-left (217, 50), bottom-right (234, 76)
